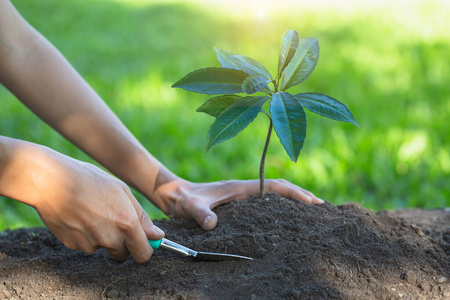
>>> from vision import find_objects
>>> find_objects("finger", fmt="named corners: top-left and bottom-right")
top-left (267, 179), bottom-right (324, 204)
top-left (125, 187), bottom-right (165, 240)
top-left (124, 222), bottom-right (154, 263)
top-left (138, 209), bottom-right (165, 240)
top-left (106, 243), bottom-right (130, 261)
top-left (121, 188), bottom-right (154, 263)
top-left (286, 182), bottom-right (324, 204)
top-left (60, 234), bottom-right (99, 254)
top-left (190, 201), bottom-right (218, 231)
top-left (298, 187), bottom-right (324, 204)
top-left (94, 230), bottom-right (130, 261)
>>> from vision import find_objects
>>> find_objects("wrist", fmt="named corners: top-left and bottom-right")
top-left (122, 150), bottom-right (185, 213)
top-left (150, 174), bottom-right (193, 217)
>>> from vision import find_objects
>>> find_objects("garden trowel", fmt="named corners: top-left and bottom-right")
top-left (149, 238), bottom-right (253, 262)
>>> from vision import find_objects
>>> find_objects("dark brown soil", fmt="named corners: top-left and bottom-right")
top-left (1, 193), bottom-right (449, 299)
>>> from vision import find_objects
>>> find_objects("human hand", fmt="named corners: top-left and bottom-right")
top-left (27, 149), bottom-right (164, 263)
top-left (153, 177), bottom-right (323, 231)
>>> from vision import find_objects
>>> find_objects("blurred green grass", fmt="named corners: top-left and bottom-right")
top-left (1, 0), bottom-right (449, 230)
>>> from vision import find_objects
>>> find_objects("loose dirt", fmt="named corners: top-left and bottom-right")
top-left (1, 193), bottom-right (449, 299)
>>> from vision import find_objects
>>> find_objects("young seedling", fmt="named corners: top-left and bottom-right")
top-left (173, 29), bottom-right (358, 198)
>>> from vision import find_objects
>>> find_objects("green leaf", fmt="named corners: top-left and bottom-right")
top-left (294, 92), bottom-right (359, 127)
top-left (214, 48), bottom-right (238, 68)
top-left (277, 30), bottom-right (299, 80)
top-left (242, 74), bottom-right (273, 94)
top-left (172, 67), bottom-right (248, 95)
top-left (196, 95), bottom-right (240, 117)
top-left (214, 48), bottom-right (273, 80)
top-left (229, 55), bottom-right (273, 80)
top-left (280, 37), bottom-right (319, 91)
top-left (270, 92), bottom-right (307, 162)
top-left (206, 96), bottom-right (270, 151)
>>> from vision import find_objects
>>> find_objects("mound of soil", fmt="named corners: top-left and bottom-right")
top-left (1, 193), bottom-right (449, 299)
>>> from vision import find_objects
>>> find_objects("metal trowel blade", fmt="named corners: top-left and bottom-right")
top-left (193, 251), bottom-right (254, 262)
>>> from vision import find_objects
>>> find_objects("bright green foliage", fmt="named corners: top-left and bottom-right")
top-left (277, 30), bottom-right (299, 81)
top-left (172, 67), bottom-right (248, 95)
top-left (270, 92), bottom-right (307, 162)
top-left (294, 93), bottom-right (359, 127)
top-left (214, 48), bottom-right (273, 80)
top-left (196, 95), bottom-right (241, 117)
top-left (173, 29), bottom-right (357, 162)
top-left (242, 74), bottom-right (272, 94)
top-left (206, 96), bottom-right (269, 151)
top-left (280, 37), bottom-right (319, 91)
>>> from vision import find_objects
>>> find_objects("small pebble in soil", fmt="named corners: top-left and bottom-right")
top-left (403, 270), bottom-right (417, 285)
top-left (437, 276), bottom-right (447, 284)
top-left (362, 268), bottom-right (372, 277)
top-left (106, 288), bottom-right (120, 299)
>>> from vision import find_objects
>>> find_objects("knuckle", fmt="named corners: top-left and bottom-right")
top-left (119, 181), bottom-right (132, 193)
top-left (82, 246), bottom-right (97, 254)
top-left (134, 250), bottom-right (152, 264)
top-left (265, 180), bottom-right (277, 190)
top-left (139, 211), bottom-right (151, 224)
top-left (108, 249), bottom-right (129, 261)
top-left (95, 234), bottom-right (115, 249)
top-left (63, 240), bottom-right (97, 253)
top-left (221, 180), bottom-right (235, 189)
top-left (63, 241), bottom-right (78, 251)
top-left (268, 178), bottom-right (289, 188)
top-left (116, 217), bottom-right (138, 234)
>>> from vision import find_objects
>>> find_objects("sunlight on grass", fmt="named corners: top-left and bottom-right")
top-left (111, 0), bottom-right (186, 6)
top-left (118, 72), bottom-right (178, 109)
top-left (397, 131), bottom-right (429, 163)
top-left (438, 149), bottom-right (450, 173)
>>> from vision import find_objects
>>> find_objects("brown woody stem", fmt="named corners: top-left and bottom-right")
top-left (260, 118), bottom-right (273, 198)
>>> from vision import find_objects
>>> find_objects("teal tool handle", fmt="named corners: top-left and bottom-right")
top-left (148, 238), bottom-right (197, 257)
top-left (149, 239), bottom-right (162, 249)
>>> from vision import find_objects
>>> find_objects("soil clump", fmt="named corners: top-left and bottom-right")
top-left (1, 193), bottom-right (449, 299)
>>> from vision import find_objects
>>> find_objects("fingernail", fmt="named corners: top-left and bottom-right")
top-left (153, 225), bottom-right (165, 236)
top-left (202, 216), bottom-right (211, 229)
top-left (317, 198), bottom-right (325, 203)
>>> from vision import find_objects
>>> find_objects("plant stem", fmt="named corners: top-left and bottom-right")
top-left (260, 118), bottom-right (273, 198)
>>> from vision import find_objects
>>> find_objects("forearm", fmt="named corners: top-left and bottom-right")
top-left (0, 1), bottom-right (176, 209)
top-left (0, 135), bottom-right (60, 207)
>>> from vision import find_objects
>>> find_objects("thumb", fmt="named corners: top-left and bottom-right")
top-left (128, 192), bottom-right (165, 240)
top-left (191, 204), bottom-right (218, 231)
top-left (139, 209), bottom-right (165, 240)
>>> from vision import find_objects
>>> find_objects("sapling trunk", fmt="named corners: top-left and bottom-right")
top-left (259, 119), bottom-right (273, 198)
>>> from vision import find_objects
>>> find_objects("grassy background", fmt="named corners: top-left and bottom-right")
top-left (1, 0), bottom-right (449, 230)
